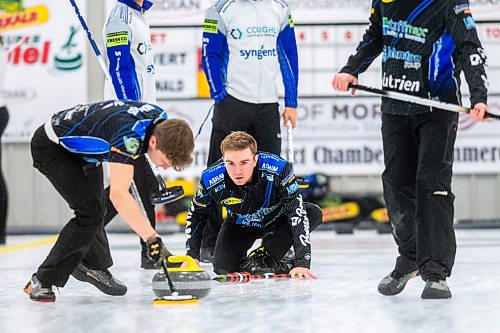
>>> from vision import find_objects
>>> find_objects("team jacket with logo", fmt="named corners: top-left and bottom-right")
top-left (341, 0), bottom-right (488, 115)
top-left (43, 100), bottom-right (167, 165)
top-left (202, 0), bottom-right (299, 107)
top-left (185, 153), bottom-right (312, 268)
top-left (104, 0), bottom-right (156, 103)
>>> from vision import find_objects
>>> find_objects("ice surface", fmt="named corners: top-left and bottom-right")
top-left (1, 229), bottom-right (499, 333)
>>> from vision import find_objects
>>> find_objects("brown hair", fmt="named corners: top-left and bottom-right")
top-left (220, 131), bottom-right (257, 156)
top-left (153, 119), bottom-right (194, 171)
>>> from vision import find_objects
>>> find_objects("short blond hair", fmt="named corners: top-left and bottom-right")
top-left (220, 131), bottom-right (257, 156)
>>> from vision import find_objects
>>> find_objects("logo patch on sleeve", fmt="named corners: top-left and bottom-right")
top-left (288, 15), bottom-right (294, 28)
top-left (203, 19), bottom-right (218, 34)
top-left (123, 136), bottom-right (140, 154)
top-left (107, 31), bottom-right (129, 47)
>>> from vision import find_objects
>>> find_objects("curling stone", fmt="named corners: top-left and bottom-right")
top-left (152, 255), bottom-right (211, 299)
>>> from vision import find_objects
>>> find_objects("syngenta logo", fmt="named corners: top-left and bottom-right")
top-left (382, 17), bottom-right (428, 43)
top-left (382, 73), bottom-right (420, 92)
top-left (239, 45), bottom-right (277, 60)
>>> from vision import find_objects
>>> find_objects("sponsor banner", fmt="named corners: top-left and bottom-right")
top-left (1, 0), bottom-right (87, 142)
top-left (103, 0), bottom-right (500, 25)
top-left (151, 27), bottom-right (199, 98)
top-left (157, 96), bottom-right (500, 178)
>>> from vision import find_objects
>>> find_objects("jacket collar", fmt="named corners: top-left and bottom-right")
top-left (118, 0), bottom-right (153, 13)
top-left (225, 165), bottom-right (260, 192)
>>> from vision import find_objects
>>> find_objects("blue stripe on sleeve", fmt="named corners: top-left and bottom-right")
top-left (277, 25), bottom-right (298, 108)
top-left (107, 42), bottom-right (141, 101)
top-left (202, 30), bottom-right (229, 103)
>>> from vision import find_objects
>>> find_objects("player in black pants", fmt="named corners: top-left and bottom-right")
top-left (185, 132), bottom-right (321, 279)
top-left (201, 95), bottom-right (285, 262)
top-left (24, 100), bottom-right (194, 302)
top-left (333, 0), bottom-right (489, 299)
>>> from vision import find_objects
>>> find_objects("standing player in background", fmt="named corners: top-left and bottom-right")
top-left (333, 0), bottom-right (488, 299)
top-left (0, 35), bottom-right (10, 245)
top-left (200, 0), bottom-right (299, 262)
top-left (93, 0), bottom-right (160, 270)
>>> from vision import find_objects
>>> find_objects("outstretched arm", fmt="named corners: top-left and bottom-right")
top-left (108, 162), bottom-right (157, 240)
top-left (278, 163), bottom-right (316, 279)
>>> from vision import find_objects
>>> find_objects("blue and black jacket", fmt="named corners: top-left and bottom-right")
top-left (185, 152), bottom-right (312, 268)
top-left (341, 0), bottom-right (488, 115)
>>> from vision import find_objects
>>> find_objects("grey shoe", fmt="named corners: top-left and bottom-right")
top-left (421, 279), bottom-right (452, 299)
top-left (72, 264), bottom-right (127, 296)
top-left (200, 247), bottom-right (215, 264)
top-left (23, 274), bottom-right (55, 302)
top-left (141, 253), bottom-right (157, 270)
top-left (378, 269), bottom-right (419, 296)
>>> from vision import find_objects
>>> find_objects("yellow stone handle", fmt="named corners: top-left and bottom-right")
top-left (167, 255), bottom-right (202, 272)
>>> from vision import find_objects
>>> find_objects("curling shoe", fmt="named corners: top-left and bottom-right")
top-left (200, 247), bottom-right (215, 264)
top-left (24, 274), bottom-right (55, 302)
top-left (72, 264), bottom-right (127, 296)
top-left (141, 252), bottom-right (157, 270)
top-left (421, 279), bottom-right (452, 299)
top-left (378, 269), bottom-right (419, 296)
top-left (240, 247), bottom-right (291, 274)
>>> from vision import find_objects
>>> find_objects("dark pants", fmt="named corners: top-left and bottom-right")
top-left (0, 106), bottom-right (8, 243)
top-left (204, 95), bottom-right (281, 250)
top-left (214, 202), bottom-right (322, 274)
top-left (381, 110), bottom-right (458, 281)
top-left (31, 126), bottom-right (112, 287)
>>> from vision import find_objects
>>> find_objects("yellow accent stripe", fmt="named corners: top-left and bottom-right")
top-left (153, 298), bottom-right (199, 305)
top-left (0, 235), bottom-right (58, 254)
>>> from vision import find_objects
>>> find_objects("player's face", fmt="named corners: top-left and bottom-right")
top-left (148, 137), bottom-right (173, 170)
top-left (223, 148), bottom-right (258, 185)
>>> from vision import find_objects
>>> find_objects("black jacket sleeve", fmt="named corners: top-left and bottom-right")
top-left (340, 1), bottom-right (383, 77)
top-left (278, 162), bottom-right (312, 269)
top-left (185, 181), bottom-right (213, 259)
top-left (445, 0), bottom-right (488, 106)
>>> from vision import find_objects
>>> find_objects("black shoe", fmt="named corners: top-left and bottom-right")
top-left (200, 247), bottom-right (215, 264)
top-left (240, 247), bottom-right (284, 274)
top-left (24, 274), bottom-right (55, 302)
top-left (276, 257), bottom-right (294, 274)
top-left (283, 248), bottom-right (295, 261)
top-left (72, 264), bottom-right (127, 296)
top-left (141, 253), bottom-right (157, 270)
top-left (421, 279), bottom-right (452, 299)
top-left (378, 269), bottom-right (419, 296)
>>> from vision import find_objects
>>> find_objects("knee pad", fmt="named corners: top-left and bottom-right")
top-left (305, 202), bottom-right (322, 231)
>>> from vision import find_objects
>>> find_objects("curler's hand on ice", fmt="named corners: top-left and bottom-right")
top-left (289, 267), bottom-right (317, 280)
